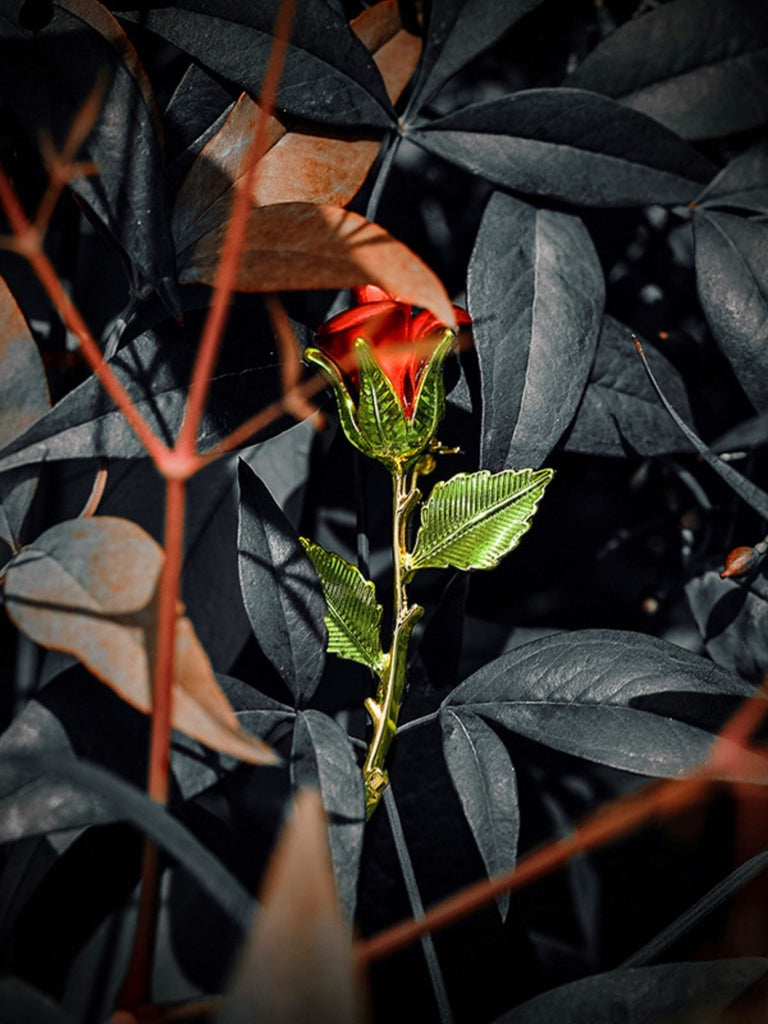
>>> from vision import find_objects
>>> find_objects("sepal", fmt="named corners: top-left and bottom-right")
top-left (409, 329), bottom-right (454, 448)
top-left (304, 346), bottom-right (365, 454)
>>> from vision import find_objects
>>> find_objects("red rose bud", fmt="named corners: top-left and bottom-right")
top-left (315, 285), bottom-right (471, 417)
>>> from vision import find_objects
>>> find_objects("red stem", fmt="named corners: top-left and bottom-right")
top-left (175, 0), bottom-right (296, 459)
top-left (146, 476), bottom-right (186, 805)
top-left (116, 476), bottom-right (186, 1011)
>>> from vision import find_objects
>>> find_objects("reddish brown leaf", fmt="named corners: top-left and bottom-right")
top-left (0, 276), bottom-right (50, 449)
top-left (3, 516), bottom-right (278, 766)
top-left (172, 93), bottom-right (286, 254)
top-left (180, 202), bottom-right (456, 327)
top-left (219, 789), bottom-right (368, 1024)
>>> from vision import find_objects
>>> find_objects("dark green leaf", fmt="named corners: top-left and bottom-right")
top-left (412, 89), bottom-right (715, 206)
top-left (699, 139), bottom-right (768, 215)
top-left (635, 335), bottom-right (768, 521)
top-left (97, 455), bottom-right (252, 673)
top-left (693, 210), bottom-right (768, 411)
top-left (238, 459), bottom-right (327, 703)
top-left (444, 630), bottom-right (756, 777)
top-left (0, 311), bottom-right (284, 472)
top-left (119, 0), bottom-right (395, 128)
top-left (497, 958), bottom-right (766, 1024)
top-left (439, 708), bottom-right (519, 921)
top-left (407, 468), bottom-right (553, 573)
top-left (0, 754), bottom-right (253, 930)
top-left (467, 192), bottom-right (603, 470)
top-left (290, 710), bottom-right (366, 922)
top-left (713, 411), bottom-right (768, 453)
top-left (299, 539), bottom-right (385, 673)
top-left (242, 419), bottom-right (315, 530)
top-left (623, 847), bottom-right (768, 968)
top-left (567, 0), bottom-right (768, 140)
top-left (686, 569), bottom-right (768, 683)
top-left (406, 0), bottom-right (543, 114)
top-left (563, 317), bottom-right (696, 457)
top-left (0, 977), bottom-right (76, 1024)
top-left (0, 1), bottom-right (177, 303)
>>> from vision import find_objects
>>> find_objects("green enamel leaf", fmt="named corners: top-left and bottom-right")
top-left (299, 538), bottom-right (385, 673)
top-left (407, 468), bottom-right (554, 573)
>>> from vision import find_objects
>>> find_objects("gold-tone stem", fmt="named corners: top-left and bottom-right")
top-left (363, 465), bottom-right (422, 818)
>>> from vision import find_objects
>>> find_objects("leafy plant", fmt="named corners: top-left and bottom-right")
top-left (0, 1), bottom-right (767, 1022)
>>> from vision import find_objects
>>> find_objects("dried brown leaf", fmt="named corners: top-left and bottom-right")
top-left (180, 202), bottom-right (456, 327)
top-left (351, 0), bottom-right (422, 105)
top-left (219, 789), bottom-right (368, 1024)
top-left (3, 516), bottom-right (277, 766)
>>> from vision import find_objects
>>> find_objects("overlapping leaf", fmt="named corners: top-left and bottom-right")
top-left (444, 630), bottom-right (761, 778)
top-left (567, 0), bottom-right (768, 140)
top-left (0, 277), bottom-right (49, 551)
top-left (3, 516), bottom-right (278, 765)
top-left (693, 210), bottom-right (768, 411)
top-left (563, 317), bottom-right (696, 457)
top-left (238, 460), bottom-right (327, 703)
top-left (440, 708), bottom-right (519, 921)
top-left (467, 192), bottom-right (604, 471)
top-left (178, 202), bottom-right (456, 327)
top-left (119, 0), bottom-right (395, 128)
top-left (497, 958), bottom-right (766, 1024)
top-left (412, 89), bottom-right (716, 207)
top-left (299, 539), bottom-right (385, 673)
top-left (0, 0), bottom-right (176, 303)
top-left (407, 468), bottom-right (553, 573)
top-left (290, 710), bottom-right (366, 921)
